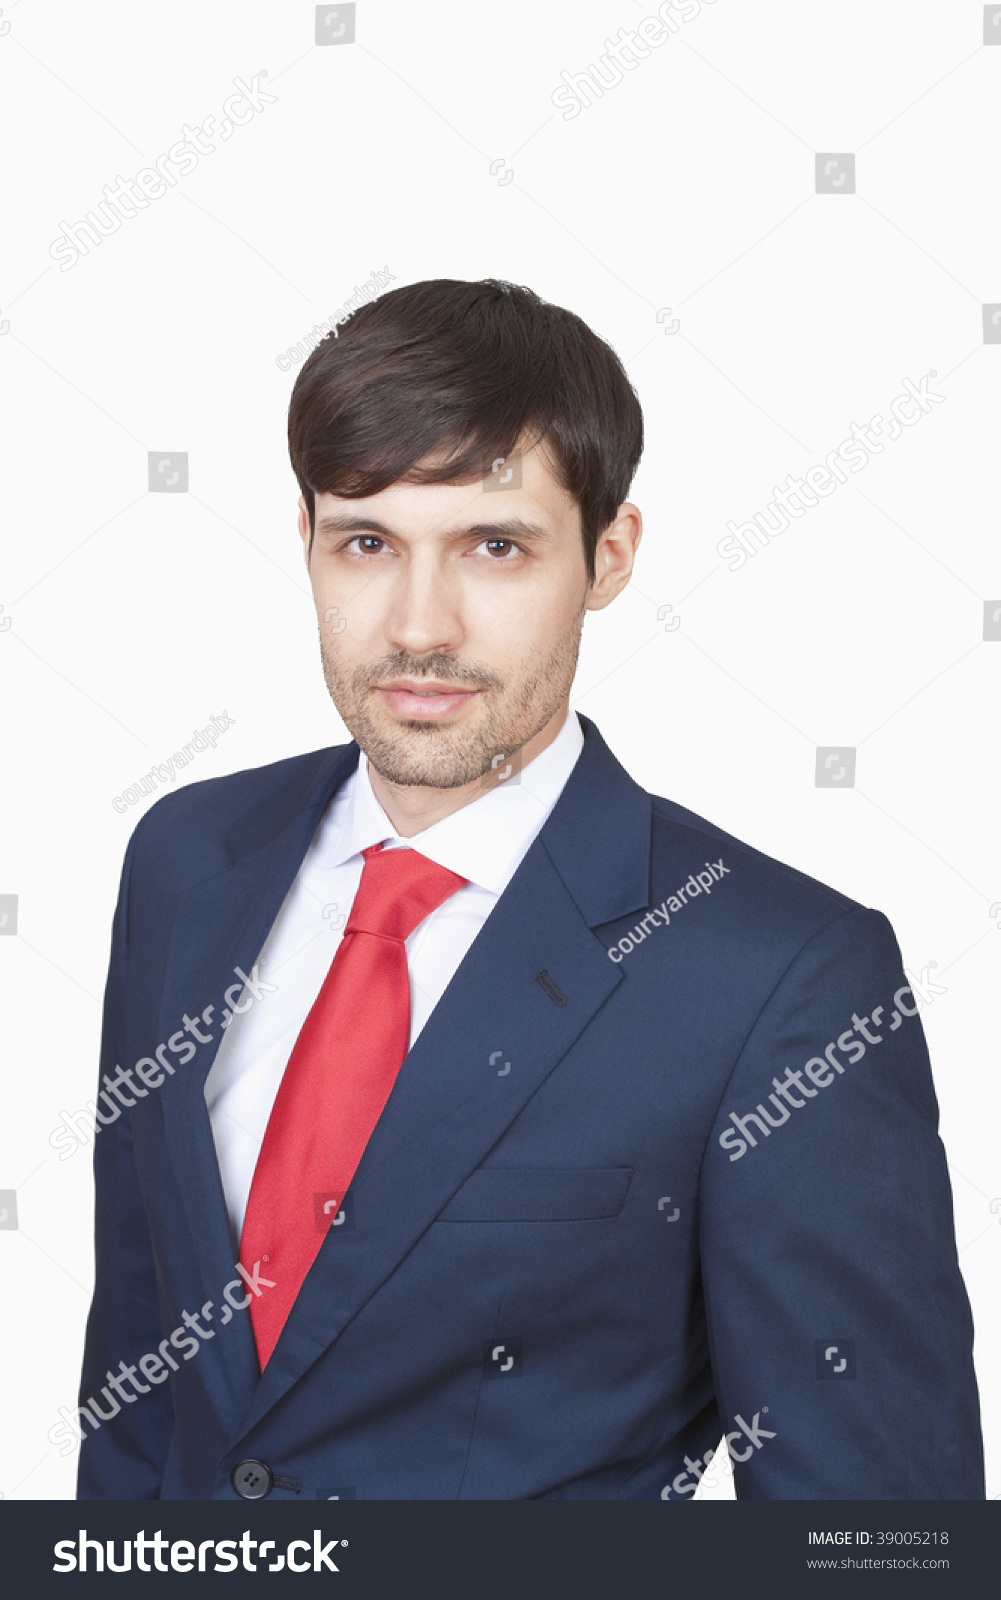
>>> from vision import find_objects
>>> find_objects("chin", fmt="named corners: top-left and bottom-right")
top-left (366, 730), bottom-right (496, 791)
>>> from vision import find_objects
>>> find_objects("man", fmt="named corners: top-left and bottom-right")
top-left (75, 279), bottom-right (982, 1500)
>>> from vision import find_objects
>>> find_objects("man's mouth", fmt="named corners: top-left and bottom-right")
top-left (374, 680), bottom-right (482, 721)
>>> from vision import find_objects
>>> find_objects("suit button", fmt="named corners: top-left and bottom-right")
top-left (232, 1459), bottom-right (273, 1499)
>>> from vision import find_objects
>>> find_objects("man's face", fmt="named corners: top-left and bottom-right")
top-left (299, 444), bottom-right (635, 790)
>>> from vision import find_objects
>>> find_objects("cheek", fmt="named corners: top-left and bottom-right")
top-left (312, 572), bottom-right (387, 648)
top-left (464, 569), bottom-right (579, 653)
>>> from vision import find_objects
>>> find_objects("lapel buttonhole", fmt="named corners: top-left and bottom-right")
top-left (535, 970), bottom-right (568, 1007)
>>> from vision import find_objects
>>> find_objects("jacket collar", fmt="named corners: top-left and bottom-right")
top-left (224, 715), bottom-right (652, 927)
top-left (540, 714), bottom-right (651, 926)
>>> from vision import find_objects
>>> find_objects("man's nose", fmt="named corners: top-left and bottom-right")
top-left (381, 557), bottom-right (463, 658)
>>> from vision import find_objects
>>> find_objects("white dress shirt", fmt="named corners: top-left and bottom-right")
top-left (204, 712), bottom-right (585, 1242)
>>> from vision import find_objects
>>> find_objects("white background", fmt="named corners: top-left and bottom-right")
top-left (0, 0), bottom-right (998, 1501)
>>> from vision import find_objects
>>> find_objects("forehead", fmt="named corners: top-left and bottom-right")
top-left (312, 441), bottom-right (580, 538)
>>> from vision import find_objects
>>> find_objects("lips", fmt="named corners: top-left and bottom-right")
top-left (374, 682), bottom-right (480, 721)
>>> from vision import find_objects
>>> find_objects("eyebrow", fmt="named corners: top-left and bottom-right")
top-left (312, 511), bottom-right (554, 544)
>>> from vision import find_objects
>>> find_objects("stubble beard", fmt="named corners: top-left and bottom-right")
top-left (318, 605), bottom-right (586, 789)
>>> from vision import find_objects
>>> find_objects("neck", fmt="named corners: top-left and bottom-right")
top-left (367, 702), bottom-right (571, 838)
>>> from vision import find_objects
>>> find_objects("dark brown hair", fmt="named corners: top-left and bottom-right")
top-left (287, 278), bottom-right (644, 581)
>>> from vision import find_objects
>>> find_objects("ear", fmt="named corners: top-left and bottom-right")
top-left (297, 495), bottom-right (311, 565)
top-left (585, 503), bottom-right (643, 612)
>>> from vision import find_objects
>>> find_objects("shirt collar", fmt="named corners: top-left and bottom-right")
top-left (326, 711), bottom-right (584, 895)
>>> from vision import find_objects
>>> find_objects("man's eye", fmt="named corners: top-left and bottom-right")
top-left (480, 539), bottom-right (516, 557)
top-left (351, 536), bottom-right (384, 554)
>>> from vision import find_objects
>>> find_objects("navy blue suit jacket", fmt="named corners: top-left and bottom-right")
top-left (77, 717), bottom-right (983, 1499)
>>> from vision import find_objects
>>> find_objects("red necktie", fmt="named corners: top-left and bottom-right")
top-left (240, 843), bottom-right (468, 1368)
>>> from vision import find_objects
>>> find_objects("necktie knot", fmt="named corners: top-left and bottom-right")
top-left (345, 843), bottom-right (468, 944)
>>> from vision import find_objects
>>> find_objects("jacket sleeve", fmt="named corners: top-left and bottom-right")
top-left (76, 816), bottom-right (175, 1499)
top-left (698, 906), bottom-right (984, 1499)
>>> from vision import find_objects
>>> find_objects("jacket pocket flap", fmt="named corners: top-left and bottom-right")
top-left (437, 1167), bottom-right (633, 1222)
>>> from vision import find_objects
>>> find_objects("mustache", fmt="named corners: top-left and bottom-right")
top-left (352, 650), bottom-right (502, 691)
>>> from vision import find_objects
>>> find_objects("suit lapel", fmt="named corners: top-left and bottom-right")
top-left (156, 742), bottom-right (361, 1377)
top-left (235, 716), bottom-right (654, 1437)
